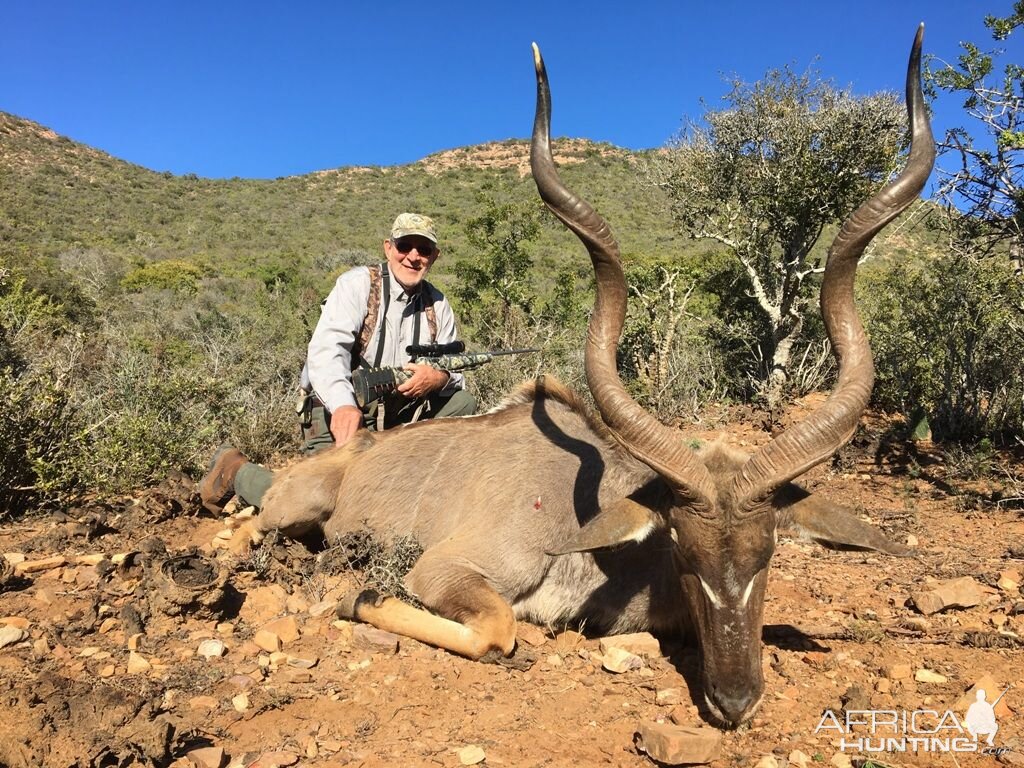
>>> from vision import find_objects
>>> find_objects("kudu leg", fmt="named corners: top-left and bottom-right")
top-left (341, 547), bottom-right (517, 659)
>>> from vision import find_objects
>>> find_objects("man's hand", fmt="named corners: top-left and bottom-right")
top-left (330, 405), bottom-right (363, 447)
top-left (397, 363), bottom-right (449, 399)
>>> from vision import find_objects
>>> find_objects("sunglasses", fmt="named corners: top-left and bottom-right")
top-left (392, 239), bottom-right (437, 257)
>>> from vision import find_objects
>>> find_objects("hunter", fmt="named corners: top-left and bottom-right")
top-left (199, 212), bottom-right (477, 513)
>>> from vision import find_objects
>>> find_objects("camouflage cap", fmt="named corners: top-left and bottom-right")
top-left (390, 212), bottom-right (438, 244)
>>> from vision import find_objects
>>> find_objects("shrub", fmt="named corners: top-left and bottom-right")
top-left (862, 254), bottom-right (1024, 441)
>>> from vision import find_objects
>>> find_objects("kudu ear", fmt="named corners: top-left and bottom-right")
top-left (547, 498), bottom-right (662, 556)
top-left (774, 483), bottom-right (912, 557)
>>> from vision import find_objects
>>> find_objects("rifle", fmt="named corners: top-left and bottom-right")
top-left (351, 343), bottom-right (540, 407)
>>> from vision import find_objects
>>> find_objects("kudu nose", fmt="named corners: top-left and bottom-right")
top-left (707, 683), bottom-right (761, 727)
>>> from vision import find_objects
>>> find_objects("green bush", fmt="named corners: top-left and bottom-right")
top-left (862, 254), bottom-right (1024, 441)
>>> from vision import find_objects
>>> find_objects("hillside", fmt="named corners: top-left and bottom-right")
top-left (0, 111), bottom-right (689, 293)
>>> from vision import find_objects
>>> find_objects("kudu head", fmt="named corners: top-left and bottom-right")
top-left (530, 28), bottom-right (934, 728)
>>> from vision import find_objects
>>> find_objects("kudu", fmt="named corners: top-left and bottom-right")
top-left (234, 28), bottom-right (934, 728)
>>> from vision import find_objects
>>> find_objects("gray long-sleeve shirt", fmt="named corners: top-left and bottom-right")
top-left (305, 265), bottom-right (464, 413)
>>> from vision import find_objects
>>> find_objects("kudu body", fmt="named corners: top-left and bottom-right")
top-left (236, 29), bottom-right (934, 728)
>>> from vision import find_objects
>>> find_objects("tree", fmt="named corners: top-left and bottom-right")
top-left (925, 2), bottom-right (1024, 273)
top-left (451, 198), bottom-right (540, 349)
top-left (649, 67), bottom-right (906, 406)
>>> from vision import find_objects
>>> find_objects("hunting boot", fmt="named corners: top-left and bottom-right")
top-left (198, 444), bottom-right (248, 513)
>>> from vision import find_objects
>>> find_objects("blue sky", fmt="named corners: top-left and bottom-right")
top-left (2, 2), bottom-right (1019, 179)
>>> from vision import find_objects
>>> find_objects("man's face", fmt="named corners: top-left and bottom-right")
top-left (384, 235), bottom-right (439, 291)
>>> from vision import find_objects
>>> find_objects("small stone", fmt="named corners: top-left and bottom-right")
top-left (0, 626), bottom-right (27, 648)
top-left (600, 646), bottom-right (643, 673)
top-left (545, 653), bottom-right (563, 667)
top-left (754, 757), bottom-right (780, 768)
top-left (553, 629), bottom-right (585, 654)
top-left (634, 722), bottom-right (721, 764)
top-left (998, 569), bottom-right (1021, 593)
top-left (887, 663), bottom-right (913, 680)
top-left (75, 553), bottom-right (107, 566)
top-left (127, 633), bottom-right (144, 651)
top-left (198, 639), bottom-right (227, 659)
top-left (186, 746), bottom-right (224, 768)
top-left (906, 534), bottom-right (919, 547)
top-left (829, 754), bottom-right (854, 768)
top-left (598, 632), bottom-right (661, 658)
top-left (1, 617), bottom-right (30, 629)
top-left (308, 600), bottom-right (338, 618)
top-left (269, 651), bottom-right (289, 668)
top-left (352, 624), bottom-right (400, 654)
top-left (915, 668), bottom-right (948, 684)
top-left (249, 751), bottom-right (299, 768)
top-left (3, 552), bottom-right (26, 565)
top-left (911, 576), bottom-right (990, 615)
top-left (98, 618), bottom-right (118, 634)
top-left (254, 629), bottom-right (282, 653)
top-left (262, 616), bottom-right (300, 644)
top-left (32, 637), bottom-right (49, 657)
top-left (127, 651), bottom-right (152, 674)
top-left (98, 664), bottom-right (115, 678)
top-left (229, 674), bottom-right (256, 690)
top-left (232, 693), bottom-right (250, 712)
top-left (189, 695), bottom-right (220, 710)
top-left (875, 678), bottom-right (891, 693)
top-left (79, 646), bottom-right (101, 657)
top-left (14, 555), bottom-right (66, 576)
top-left (458, 745), bottom-right (486, 765)
top-left (656, 687), bottom-right (684, 706)
top-left (789, 750), bottom-right (812, 768)
top-left (516, 622), bottom-right (548, 646)
top-left (286, 655), bottom-right (318, 669)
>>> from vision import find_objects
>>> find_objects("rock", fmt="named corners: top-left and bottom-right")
top-left (545, 653), bottom-right (563, 667)
top-left (600, 646), bottom-right (643, 674)
top-left (308, 599), bottom-right (338, 618)
top-left (285, 592), bottom-right (309, 614)
top-left (458, 745), bottom-right (486, 765)
top-left (286, 655), bottom-right (318, 669)
top-left (75, 553), bottom-right (107, 566)
top-left (231, 693), bottom-right (250, 712)
top-left (906, 534), bottom-right (919, 547)
top-left (262, 616), bottom-right (300, 643)
top-left (98, 664), bottom-right (115, 678)
top-left (875, 678), bottom-right (891, 694)
top-left (186, 746), bottom-right (224, 768)
top-left (0, 626), bottom-right (27, 649)
top-left (516, 622), bottom-right (548, 647)
top-left (127, 633), bottom-right (144, 651)
top-left (656, 687), bottom-right (684, 706)
top-left (553, 629), bottom-right (585, 654)
top-left (14, 555), bottom-right (66, 576)
top-left (789, 750), bottom-right (812, 768)
top-left (829, 754), bottom-right (854, 768)
top-left (254, 629), bottom-right (282, 653)
top-left (998, 569), bottom-right (1021, 593)
top-left (886, 663), bottom-right (913, 680)
top-left (754, 757), bottom-right (780, 768)
top-left (198, 639), bottom-right (227, 659)
top-left (1, 616), bottom-right (30, 629)
top-left (189, 695), bottom-right (220, 710)
top-left (634, 722), bottom-right (721, 764)
top-left (598, 631), bottom-right (661, 658)
top-left (3, 552), bottom-right (26, 565)
top-left (352, 625), bottom-right (400, 654)
top-left (915, 668), bottom-right (948, 684)
top-left (911, 576), bottom-right (990, 615)
top-left (126, 651), bottom-right (152, 674)
top-left (248, 751), bottom-right (299, 768)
